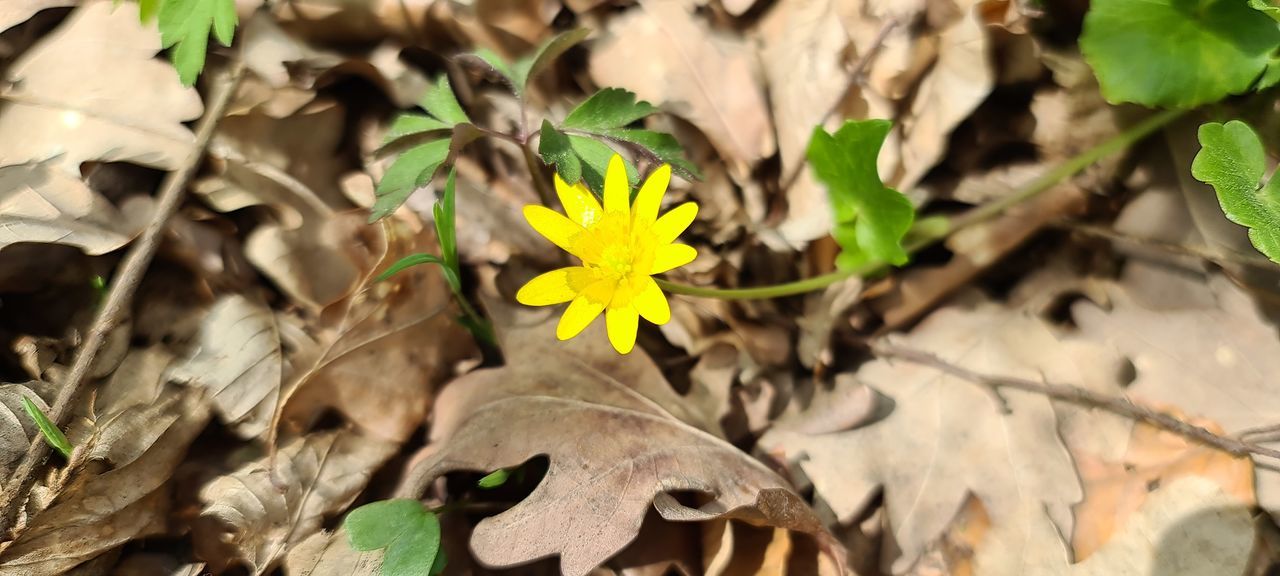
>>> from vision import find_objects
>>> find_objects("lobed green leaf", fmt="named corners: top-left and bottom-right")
top-left (1080, 0), bottom-right (1280, 108)
top-left (420, 75), bottom-right (471, 126)
top-left (345, 499), bottom-right (444, 576)
top-left (371, 139), bottom-right (451, 222)
top-left (807, 120), bottom-right (914, 268)
top-left (1191, 120), bottom-right (1280, 263)
top-left (539, 120), bottom-right (582, 185)
top-left (511, 28), bottom-right (591, 94)
top-left (156, 0), bottom-right (238, 86)
top-left (570, 135), bottom-right (639, 194)
top-left (563, 88), bottom-right (659, 132)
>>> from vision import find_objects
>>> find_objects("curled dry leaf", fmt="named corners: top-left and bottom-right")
top-left (400, 305), bottom-right (842, 576)
top-left (0, 1), bottom-right (202, 173)
top-left (193, 430), bottom-right (398, 574)
top-left (0, 161), bottom-right (136, 256)
top-left (0, 0), bottom-right (77, 34)
top-left (167, 294), bottom-right (282, 439)
top-left (0, 349), bottom-right (210, 575)
top-left (760, 301), bottom-right (1122, 571)
top-left (277, 224), bottom-right (472, 444)
top-left (590, 0), bottom-right (774, 180)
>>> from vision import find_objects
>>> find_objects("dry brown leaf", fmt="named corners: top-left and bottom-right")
top-left (0, 1), bottom-right (202, 173)
top-left (0, 0), bottom-right (76, 33)
top-left (760, 300), bottom-right (1125, 572)
top-left (1072, 272), bottom-right (1280, 517)
top-left (277, 224), bottom-right (470, 443)
top-left (400, 306), bottom-right (841, 576)
top-left (167, 294), bottom-right (282, 439)
top-left (896, 2), bottom-right (994, 190)
top-left (0, 160), bottom-right (138, 256)
top-left (0, 380), bottom-right (57, 472)
top-left (1071, 411), bottom-right (1256, 561)
top-left (193, 430), bottom-right (398, 574)
top-left (113, 553), bottom-right (206, 576)
top-left (973, 477), bottom-right (1254, 576)
top-left (284, 528), bottom-right (382, 576)
top-left (0, 369), bottom-right (209, 575)
top-left (590, 0), bottom-right (774, 180)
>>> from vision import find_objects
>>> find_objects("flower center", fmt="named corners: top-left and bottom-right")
top-left (600, 243), bottom-right (634, 278)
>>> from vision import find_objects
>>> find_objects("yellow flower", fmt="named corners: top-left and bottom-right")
top-left (517, 155), bottom-right (698, 354)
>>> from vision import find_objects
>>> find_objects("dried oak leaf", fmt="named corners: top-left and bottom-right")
top-left (1072, 272), bottom-right (1280, 517)
top-left (0, 160), bottom-right (138, 256)
top-left (0, 1), bottom-right (202, 173)
top-left (167, 294), bottom-right (282, 439)
top-left (193, 430), bottom-right (398, 574)
top-left (284, 528), bottom-right (383, 576)
top-left (0, 0), bottom-right (77, 33)
top-left (399, 306), bottom-right (841, 576)
top-left (590, 0), bottom-right (774, 180)
top-left (973, 477), bottom-right (1253, 576)
top-left (1070, 410), bottom-right (1255, 561)
top-left (760, 300), bottom-right (1120, 572)
top-left (276, 223), bottom-right (472, 444)
top-left (0, 349), bottom-right (210, 575)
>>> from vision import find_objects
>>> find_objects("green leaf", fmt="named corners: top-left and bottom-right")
top-left (345, 499), bottom-right (444, 576)
top-left (375, 253), bottom-right (445, 283)
top-left (599, 128), bottom-right (702, 182)
top-left (539, 120), bottom-right (582, 185)
top-left (1251, 0), bottom-right (1280, 22)
top-left (371, 139), bottom-right (451, 222)
top-left (478, 468), bottom-right (510, 488)
top-left (435, 168), bottom-right (459, 275)
top-left (139, 0), bottom-right (161, 22)
top-left (157, 0), bottom-right (238, 86)
top-left (563, 88), bottom-right (659, 132)
top-left (807, 120), bottom-right (914, 268)
top-left (472, 48), bottom-right (514, 81)
top-left (570, 135), bottom-right (639, 194)
top-left (21, 396), bottom-right (71, 458)
top-left (511, 28), bottom-right (591, 94)
top-left (384, 114), bottom-right (452, 145)
top-left (1080, 0), bottom-right (1280, 108)
top-left (1191, 120), bottom-right (1280, 263)
top-left (420, 75), bottom-right (470, 126)
top-left (557, 88), bottom-right (700, 182)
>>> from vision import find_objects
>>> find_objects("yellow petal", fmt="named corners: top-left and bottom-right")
top-left (632, 164), bottom-right (671, 226)
top-left (516, 267), bottom-right (590, 306)
top-left (603, 154), bottom-right (629, 214)
top-left (653, 202), bottom-right (697, 244)
top-left (524, 205), bottom-right (585, 256)
top-left (555, 173), bottom-right (603, 228)
top-left (557, 294), bottom-right (606, 340)
top-left (606, 305), bottom-right (639, 354)
top-left (651, 243), bottom-right (697, 274)
top-left (633, 276), bottom-right (670, 325)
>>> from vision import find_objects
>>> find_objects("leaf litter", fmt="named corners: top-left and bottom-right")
top-left (1, 1), bottom-right (1280, 575)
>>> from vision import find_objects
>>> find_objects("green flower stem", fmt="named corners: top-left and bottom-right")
top-left (657, 107), bottom-right (1188, 301)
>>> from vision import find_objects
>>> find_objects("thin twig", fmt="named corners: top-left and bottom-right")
top-left (872, 342), bottom-right (1280, 461)
top-left (779, 19), bottom-right (899, 194)
top-left (1053, 221), bottom-right (1277, 270)
top-left (0, 62), bottom-right (247, 538)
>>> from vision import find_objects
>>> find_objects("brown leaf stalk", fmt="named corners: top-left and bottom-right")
top-left (0, 61), bottom-right (247, 539)
top-left (872, 342), bottom-right (1280, 461)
